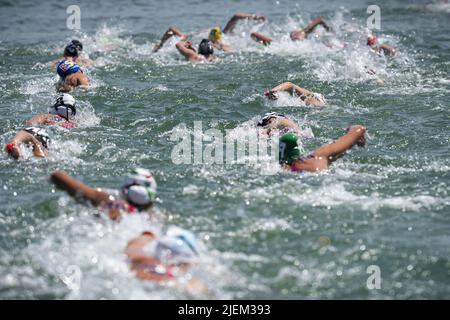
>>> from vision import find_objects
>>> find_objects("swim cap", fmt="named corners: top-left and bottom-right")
top-left (209, 27), bottom-right (223, 42)
top-left (257, 112), bottom-right (287, 127)
top-left (50, 93), bottom-right (77, 120)
top-left (70, 39), bottom-right (83, 51)
top-left (155, 226), bottom-right (199, 264)
top-left (279, 133), bottom-right (305, 165)
top-left (198, 39), bottom-right (214, 56)
top-left (64, 44), bottom-right (79, 57)
top-left (4, 143), bottom-right (15, 154)
top-left (121, 168), bottom-right (157, 208)
top-left (367, 35), bottom-right (378, 46)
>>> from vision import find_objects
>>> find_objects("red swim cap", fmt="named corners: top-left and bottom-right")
top-left (367, 35), bottom-right (378, 46)
top-left (4, 143), bottom-right (15, 153)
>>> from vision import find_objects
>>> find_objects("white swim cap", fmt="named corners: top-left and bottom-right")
top-left (121, 168), bottom-right (157, 207)
top-left (50, 93), bottom-right (77, 120)
top-left (154, 226), bottom-right (199, 264)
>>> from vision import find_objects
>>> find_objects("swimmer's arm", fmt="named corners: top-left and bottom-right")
top-left (223, 12), bottom-right (266, 34)
top-left (216, 42), bottom-right (234, 52)
top-left (153, 26), bottom-right (187, 52)
top-left (283, 83), bottom-right (325, 106)
top-left (8, 130), bottom-right (46, 159)
top-left (25, 114), bottom-right (55, 126)
top-left (29, 136), bottom-right (47, 158)
top-left (50, 58), bottom-right (60, 69)
top-left (312, 125), bottom-right (366, 164)
top-left (302, 17), bottom-right (332, 35)
top-left (50, 170), bottom-right (112, 207)
top-left (269, 82), bottom-right (313, 97)
top-left (56, 81), bottom-right (74, 93)
top-left (266, 82), bottom-right (294, 98)
top-left (379, 44), bottom-right (396, 56)
top-left (76, 73), bottom-right (90, 90)
top-left (126, 233), bottom-right (160, 265)
top-left (20, 131), bottom-right (47, 157)
top-left (175, 41), bottom-right (199, 61)
top-left (275, 119), bottom-right (302, 134)
top-left (250, 32), bottom-right (272, 46)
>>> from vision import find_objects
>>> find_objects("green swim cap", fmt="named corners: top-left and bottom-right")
top-left (279, 133), bottom-right (305, 164)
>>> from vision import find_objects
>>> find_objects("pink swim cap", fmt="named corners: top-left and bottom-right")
top-left (367, 35), bottom-right (378, 46)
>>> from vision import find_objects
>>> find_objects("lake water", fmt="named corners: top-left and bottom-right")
top-left (0, 0), bottom-right (449, 299)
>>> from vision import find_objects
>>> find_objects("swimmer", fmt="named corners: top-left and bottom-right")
top-left (55, 44), bottom-right (90, 92)
top-left (50, 168), bottom-right (157, 221)
top-left (362, 65), bottom-right (385, 84)
top-left (68, 40), bottom-right (94, 66)
top-left (153, 12), bottom-right (265, 53)
top-left (264, 82), bottom-right (327, 107)
top-left (251, 17), bottom-right (331, 46)
top-left (4, 127), bottom-right (51, 160)
top-left (26, 93), bottom-right (78, 129)
top-left (175, 39), bottom-right (216, 63)
top-left (208, 12), bottom-right (266, 52)
top-left (207, 27), bottom-right (234, 52)
top-left (257, 112), bottom-right (302, 137)
top-left (52, 40), bottom-right (94, 68)
top-left (278, 125), bottom-right (367, 172)
top-left (367, 35), bottom-right (397, 57)
top-left (152, 27), bottom-right (216, 62)
top-left (126, 226), bottom-right (206, 293)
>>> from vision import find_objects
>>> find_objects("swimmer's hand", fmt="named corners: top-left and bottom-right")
top-left (185, 277), bottom-right (208, 295)
top-left (78, 85), bottom-right (90, 91)
top-left (253, 14), bottom-right (266, 21)
top-left (264, 90), bottom-right (277, 100)
top-left (346, 125), bottom-right (367, 147)
top-left (364, 66), bottom-right (376, 75)
top-left (105, 200), bottom-right (123, 221)
top-left (185, 41), bottom-right (196, 52)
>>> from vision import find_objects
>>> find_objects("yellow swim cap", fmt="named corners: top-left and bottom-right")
top-left (209, 27), bottom-right (222, 42)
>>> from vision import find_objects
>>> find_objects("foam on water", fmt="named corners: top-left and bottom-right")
top-left (20, 205), bottom-right (233, 299)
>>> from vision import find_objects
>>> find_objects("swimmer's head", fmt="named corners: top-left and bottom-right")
top-left (279, 133), bottom-right (305, 165)
top-left (63, 44), bottom-right (79, 57)
top-left (257, 112), bottom-right (286, 127)
top-left (70, 39), bottom-right (83, 52)
top-left (50, 93), bottom-right (77, 121)
top-left (154, 226), bottom-right (199, 265)
top-left (208, 27), bottom-right (223, 42)
top-left (367, 35), bottom-right (378, 46)
top-left (198, 39), bottom-right (214, 56)
top-left (121, 168), bottom-right (157, 210)
top-left (4, 143), bottom-right (19, 159)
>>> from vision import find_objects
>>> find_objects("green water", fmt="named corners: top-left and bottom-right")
top-left (0, 0), bottom-right (449, 299)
